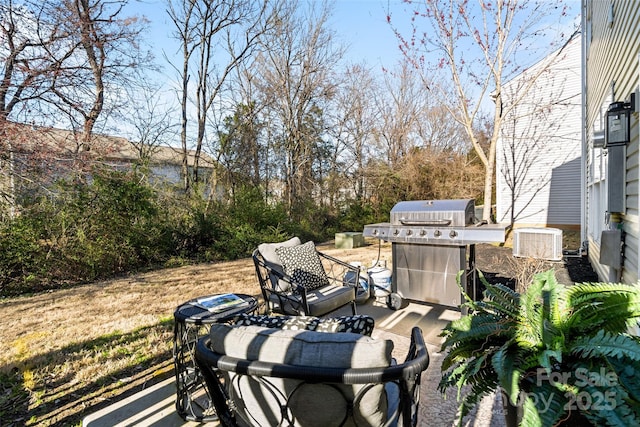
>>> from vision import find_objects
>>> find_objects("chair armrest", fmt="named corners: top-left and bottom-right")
top-left (318, 251), bottom-right (363, 287)
top-left (252, 249), bottom-right (311, 314)
top-left (252, 250), bottom-right (306, 293)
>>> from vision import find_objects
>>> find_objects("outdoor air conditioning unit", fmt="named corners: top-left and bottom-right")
top-left (513, 228), bottom-right (563, 261)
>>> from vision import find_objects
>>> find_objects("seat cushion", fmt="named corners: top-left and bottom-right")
top-left (305, 284), bottom-right (355, 317)
top-left (210, 324), bottom-right (392, 367)
top-left (210, 324), bottom-right (393, 426)
top-left (275, 241), bottom-right (330, 290)
top-left (267, 284), bottom-right (355, 317)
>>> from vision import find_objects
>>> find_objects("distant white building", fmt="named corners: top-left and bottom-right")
top-left (0, 122), bottom-right (213, 200)
top-left (496, 34), bottom-right (582, 230)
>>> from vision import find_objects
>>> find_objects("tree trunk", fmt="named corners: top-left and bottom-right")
top-left (483, 139), bottom-right (496, 222)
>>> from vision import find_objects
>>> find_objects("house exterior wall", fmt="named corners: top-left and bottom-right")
top-left (584, 0), bottom-right (640, 283)
top-left (496, 36), bottom-right (582, 230)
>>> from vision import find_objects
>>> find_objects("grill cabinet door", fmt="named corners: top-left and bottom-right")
top-left (392, 243), bottom-right (466, 307)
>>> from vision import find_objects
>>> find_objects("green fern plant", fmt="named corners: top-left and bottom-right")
top-left (439, 270), bottom-right (640, 427)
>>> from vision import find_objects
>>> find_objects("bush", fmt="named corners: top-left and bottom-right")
top-left (0, 175), bottom-right (394, 296)
top-left (0, 169), bottom-right (167, 294)
top-left (210, 186), bottom-right (292, 260)
top-left (0, 214), bottom-right (50, 295)
top-left (164, 194), bottom-right (224, 261)
top-left (338, 201), bottom-right (381, 232)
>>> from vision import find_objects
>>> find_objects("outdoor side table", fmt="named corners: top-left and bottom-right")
top-left (173, 293), bottom-right (258, 422)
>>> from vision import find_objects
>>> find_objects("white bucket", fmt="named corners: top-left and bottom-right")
top-left (368, 266), bottom-right (392, 297)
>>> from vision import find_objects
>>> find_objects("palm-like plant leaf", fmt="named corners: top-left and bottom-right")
top-left (456, 367), bottom-right (500, 426)
top-left (516, 273), bottom-right (548, 349)
top-left (480, 276), bottom-right (521, 317)
top-left (567, 282), bottom-right (640, 333)
top-left (523, 377), bottom-right (567, 427)
top-left (571, 330), bottom-right (640, 361)
top-left (440, 312), bottom-right (515, 354)
top-left (442, 352), bottom-right (497, 397)
top-left (513, 392), bottom-right (541, 427)
top-left (577, 381), bottom-right (638, 427)
top-left (540, 270), bottom-right (565, 327)
top-left (608, 357), bottom-right (640, 402)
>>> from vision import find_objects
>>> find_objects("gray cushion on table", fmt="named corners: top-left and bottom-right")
top-left (257, 237), bottom-right (301, 292)
top-left (210, 324), bottom-right (393, 426)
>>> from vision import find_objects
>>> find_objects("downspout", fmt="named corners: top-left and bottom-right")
top-left (580, 2), bottom-right (588, 255)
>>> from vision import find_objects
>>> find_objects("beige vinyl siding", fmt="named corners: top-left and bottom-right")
top-left (585, 0), bottom-right (640, 283)
top-left (496, 36), bottom-right (582, 228)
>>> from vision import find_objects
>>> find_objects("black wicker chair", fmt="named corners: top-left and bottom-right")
top-left (195, 323), bottom-right (430, 427)
top-left (253, 238), bottom-right (367, 316)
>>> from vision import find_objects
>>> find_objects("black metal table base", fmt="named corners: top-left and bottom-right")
top-left (173, 320), bottom-right (218, 422)
top-left (172, 294), bottom-right (258, 422)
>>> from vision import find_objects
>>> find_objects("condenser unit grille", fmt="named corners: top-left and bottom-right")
top-left (513, 228), bottom-right (563, 261)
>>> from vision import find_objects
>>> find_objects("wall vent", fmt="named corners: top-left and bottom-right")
top-left (513, 228), bottom-right (563, 261)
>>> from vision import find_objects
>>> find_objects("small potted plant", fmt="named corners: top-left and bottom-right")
top-left (439, 270), bottom-right (640, 426)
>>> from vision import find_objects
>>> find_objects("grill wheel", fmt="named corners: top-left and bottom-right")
top-left (386, 292), bottom-right (405, 310)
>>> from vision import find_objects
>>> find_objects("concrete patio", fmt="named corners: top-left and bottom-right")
top-left (83, 297), bottom-right (507, 427)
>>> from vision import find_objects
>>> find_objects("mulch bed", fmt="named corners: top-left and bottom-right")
top-left (474, 243), bottom-right (600, 293)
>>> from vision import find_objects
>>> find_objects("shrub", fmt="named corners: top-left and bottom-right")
top-left (210, 186), bottom-right (292, 260)
top-left (0, 169), bottom-right (167, 294)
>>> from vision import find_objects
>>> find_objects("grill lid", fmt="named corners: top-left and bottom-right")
top-left (390, 199), bottom-right (475, 227)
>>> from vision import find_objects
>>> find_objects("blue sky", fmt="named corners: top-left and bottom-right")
top-left (126, 0), bottom-right (582, 79)
top-left (329, 0), bottom-right (406, 68)
top-left (126, 0), bottom-right (409, 72)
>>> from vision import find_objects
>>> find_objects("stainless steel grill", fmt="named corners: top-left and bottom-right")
top-left (363, 199), bottom-right (506, 309)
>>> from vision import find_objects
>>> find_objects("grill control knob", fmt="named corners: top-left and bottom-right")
top-left (420, 230), bottom-right (426, 236)
top-left (393, 229), bottom-right (400, 236)
top-left (434, 229), bottom-right (441, 237)
top-left (407, 230), bottom-right (413, 236)
top-left (449, 230), bottom-right (458, 238)
top-left (373, 229), bottom-right (379, 236)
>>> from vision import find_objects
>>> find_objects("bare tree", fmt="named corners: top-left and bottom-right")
top-left (233, 61), bottom-right (271, 193)
top-left (215, 101), bottom-right (264, 200)
top-left (1, 1), bottom-right (51, 122)
top-left (391, 0), bottom-right (577, 221)
top-left (416, 104), bottom-right (469, 153)
top-left (1, 1), bottom-right (57, 216)
top-left (330, 63), bottom-right (379, 204)
top-left (373, 62), bottom-right (429, 168)
top-left (0, 0), bottom-right (148, 215)
top-left (252, 0), bottom-right (344, 216)
top-left (44, 0), bottom-right (150, 149)
top-left (120, 82), bottom-right (178, 165)
top-left (167, 0), bottom-right (278, 194)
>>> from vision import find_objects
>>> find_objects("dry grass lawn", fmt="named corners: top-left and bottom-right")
top-left (0, 240), bottom-right (392, 426)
